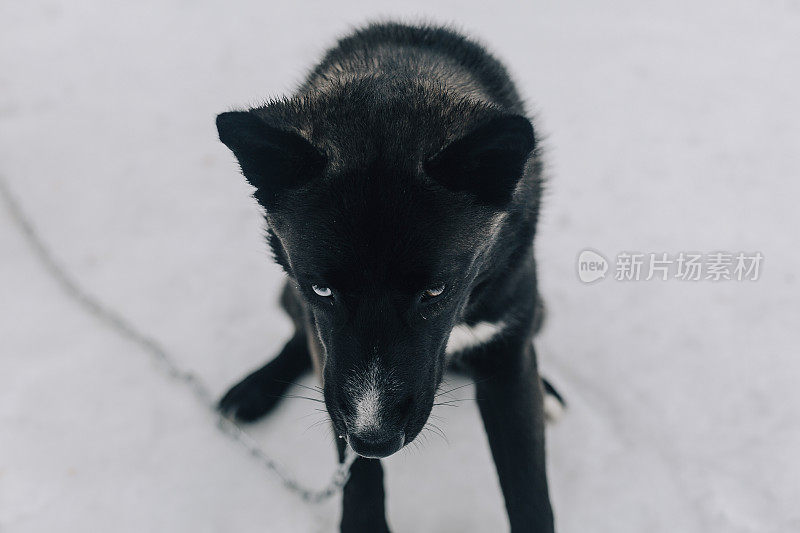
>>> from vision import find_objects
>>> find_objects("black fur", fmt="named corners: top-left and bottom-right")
top-left (217, 22), bottom-right (559, 532)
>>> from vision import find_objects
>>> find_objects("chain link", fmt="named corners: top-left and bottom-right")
top-left (0, 175), bottom-right (355, 504)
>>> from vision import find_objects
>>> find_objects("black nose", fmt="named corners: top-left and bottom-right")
top-left (347, 430), bottom-right (405, 458)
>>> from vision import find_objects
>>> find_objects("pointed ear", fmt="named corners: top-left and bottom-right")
top-left (216, 111), bottom-right (326, 206)
top-left (424, 114), bottom-right (535, 207)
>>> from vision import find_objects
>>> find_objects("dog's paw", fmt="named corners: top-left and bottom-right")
top-left (218, 372), bottom-right (284, 422)
top-left (341, 517), bottom-right (390, 533)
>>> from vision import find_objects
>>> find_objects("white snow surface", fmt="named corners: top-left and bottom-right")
top-left (1, 1), bottom-right (799, 531)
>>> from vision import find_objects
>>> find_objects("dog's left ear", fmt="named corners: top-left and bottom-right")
top-left (216, 110), bottom-right (326, 207)
top-left (424, 114), bottom-right (535, 207)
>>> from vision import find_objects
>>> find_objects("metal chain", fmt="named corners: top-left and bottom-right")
top-left (0, 175), bottom-right (355, 504)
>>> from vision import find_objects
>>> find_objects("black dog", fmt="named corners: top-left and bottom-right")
top-left (217, 22), bottom-right (562, 532)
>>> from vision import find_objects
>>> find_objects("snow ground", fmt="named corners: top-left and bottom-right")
top-left (1, 0), bottom-right (799, 531)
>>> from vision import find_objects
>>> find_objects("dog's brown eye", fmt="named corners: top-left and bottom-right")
top-left (423, 284), bottom-right (445, 299)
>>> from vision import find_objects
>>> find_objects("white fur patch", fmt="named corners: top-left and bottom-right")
top-left (351, 362), bottom-right (383, 432)
top-left (543, 391), bottom-right (565, 423)
top-left (446, 320), bottom-right (506, 355)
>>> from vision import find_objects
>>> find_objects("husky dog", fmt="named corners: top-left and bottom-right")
top-left (217, 22), bottom-right (562, 532)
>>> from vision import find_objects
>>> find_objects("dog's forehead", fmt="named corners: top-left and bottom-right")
top-left (274, 171), bottom-right (493, 288)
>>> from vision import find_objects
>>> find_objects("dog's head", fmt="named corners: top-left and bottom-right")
top-left (217, 87), bottom-right (535, 457)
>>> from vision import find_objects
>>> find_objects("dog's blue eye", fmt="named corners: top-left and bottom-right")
top-left (312, 285), bottom-right (332, 297)
top-left (423, 284), bottom-right (445, 299)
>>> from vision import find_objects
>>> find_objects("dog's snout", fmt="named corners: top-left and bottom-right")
top-left (347, 429), bottom-right (405, 458)
top-left (329, 360), bottom-right (428, 458)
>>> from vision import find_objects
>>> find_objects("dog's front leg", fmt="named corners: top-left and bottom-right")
top-left (474, 341), bottom-right (554, 533)
top-left (336, 439), bottom-right (391, 533)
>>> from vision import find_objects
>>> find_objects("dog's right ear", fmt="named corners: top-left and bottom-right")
top-left (216, 111), bottom-right (326, 207)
